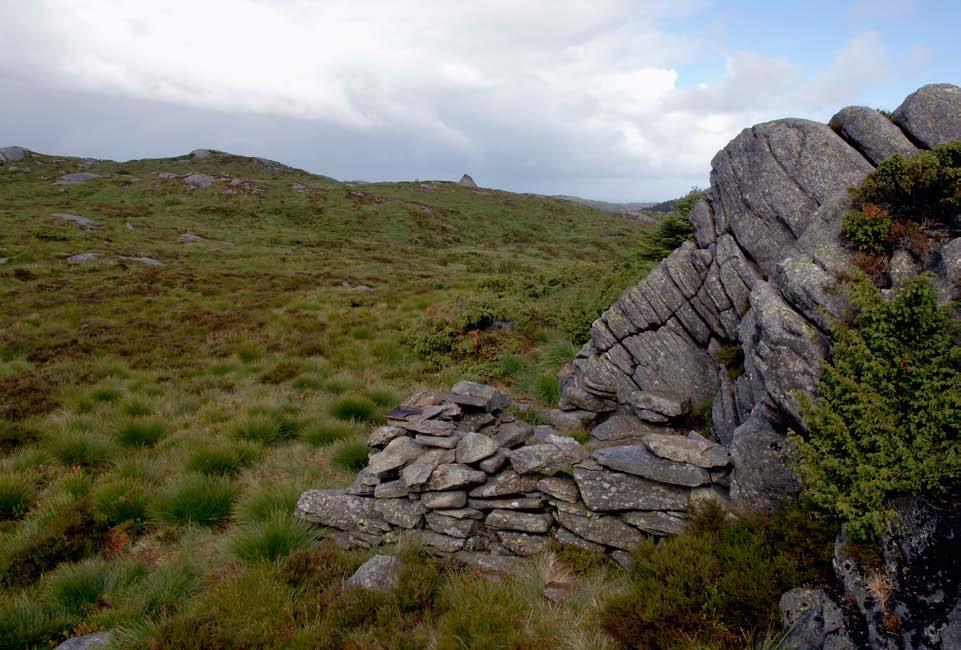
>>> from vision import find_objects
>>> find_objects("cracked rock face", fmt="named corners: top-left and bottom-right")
top-left (559, 82), bottom-right (961, 513)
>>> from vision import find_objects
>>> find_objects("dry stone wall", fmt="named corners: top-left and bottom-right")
top-left (296, 381), bottom-right (730, 562)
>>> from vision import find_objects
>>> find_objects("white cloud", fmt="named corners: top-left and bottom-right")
top-left (0, 1), bottom-right (896, 199)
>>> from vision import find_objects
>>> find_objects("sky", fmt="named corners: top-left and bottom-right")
top-left (0, 0), bottom-right (958, 201)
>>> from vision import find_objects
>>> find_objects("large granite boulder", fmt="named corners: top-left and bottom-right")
top-left (828, 106), bottom-right (917, 165)
top-left (892, 83), bottom-right (961, 148)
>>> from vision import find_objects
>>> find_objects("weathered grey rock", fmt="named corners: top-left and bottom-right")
top-left (458, 174), bottom-right (478, 187)
top-left (573, 463), bottom-right (688, 512)
top-left (621, 510), bottom-right (688, 536)
top-left (183, 173), bottom-right (217, 188)
top-left (346, 555), bottom-right (404, 593)
top-left (425, 512), bottom-right (476, 538)
top-left (478, 449), bottom-right (508, 473)
top-left (368, 423), bottom-right (413, 446)
top-left (779, 588), bottom-right (855, 650)
top-left (422, 491), bottom-right (467, 510)
top-left (346, 466), bottom-right (380, 496)
top-left (415, 434), bottom-right (461, 449)
top-left (828, 106), bottom-right (917, 166)
top-left (545, 408), bottom-right (595, 432)
top-left (426, 464), bottom-right (486, 491)
top-left (453, 551), bottom-right (520, 574)
top-left (467, 496), bottom-right (542, 510)
top-left (296, 489), bottom-right (388, 533)
top-left (432, 508), bottom-right (483, 520)
top-left (455, 432), bottom-right (499, 464)
top-left (889, 249), bottom-right (919, 288)
top-left (554, 526), bottom-right (605, 552)
top-left (66, 253), bottom-right (103, 264)
top-left (52, 212), bottom-right (98, 229)
top-left (729, 413), bottom-right (800, 511)
top-left (554, 510), bottom-right (644, 551)
top-left (412, 530), bottom-right (465, 553)
top-left (593, 444), bottom-right (711, 487)
top-left (642, 433), bottom-right (730, 469)
top-left (591, 415), bottom-right (672, 442)
top-left (191, 148), bottom-right (216, 159)
top-left (941, 237), bottom-right (961, 294)
top-left (368, 437), bottom-right (423, 474)
top-left (56, 172), bottom-right (101, 185)
top-left (401, 448), bottom-right (450, 487)
top-left (397, 419), bottom-right (456, 436)
top-left (373, 479), bottom-right (409, 499)
top-left (497, 531), bottom-right (550, 556)
top-left (0, 146), bottom-right (29, 163)
top-left (468, 469), bottom-right (540, 497)
top-left (54, 631), bottom-right (113, 650)
top-left (506, 434), bottom-right (586, 474)
top-left (374, 498), bottom-right (425, 529)
top-left (536, 476), bottom-right (579, 503)
top-left (460, 412), bottom-right (496, 431)
top-left (450, 380), bottom-right (510, 411)
top-left (485, 509), bottom-right (552, 533)
top-left (118, 255), bottom-right (163, 266)
top-left (892, 83), bottom-right (961, 148)
top-left (495, 421), bottom-right (534, 448)
top-left (627, 391), bottom-right (688, 421)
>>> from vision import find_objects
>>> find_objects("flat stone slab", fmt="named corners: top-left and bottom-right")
top-left (467, 496), bottom-right (543, 510)
top-left (56, 172), bottom-right (101, 185)
top-left (346, 555), bottom-right (404, 593)
top-left (468, 469), bottom-right (540, 498)
top-left (495, 421), bottom-right (534, 448)
top-left (450, 380), bottom-right (511, 411)
top-left (554, 510), bottom-right (644, 551)
top-left (397, 419), bottom-right (456, 436)
top-left (426, 512), bottom-right (477, 538)
top-left (453, 551), bottom-right (520, 574)
top-left (183, 173), bottom-right (217, 188)
top-left (374, 498), bottom-right (425, 529)
top-left (506, 434), bottom-right (586, 474)
top-left (498, 531), bottom-right (550, 556)
top-left (368, 425), bottom-right (406, 447)
top-left (554, 526), bottom-right (605, 552)
top-left (485, 509), bottom-right (552, 533)
top-left (422, 491), bottom-right (467, 510)
top-left (536, 476), bottom-right (579, 502)
top-left (401, 449), bottom-right (450, 487)
top-left (52, 212), bottom-right (98, 229)
top-left (573, 464), bottom-right (689, 512)
top-left (66, 252), bottom-right (103, 264)
top-left (643, 433), bottom-right (730, 469)
top-left (621, 510), bottom-right (688, 536)
top-left (455, 431), bottom-right (499, 463)
top-left (368, 437), bottom-right (424, 474)
top-left (591, 415), bottom-right (676, 442)
top-left (592, 445), bottom-right (711, 487)
top-left (426, 463), bottom-right (487, 491)
top-left (296, 489), bottom-right (389, 533)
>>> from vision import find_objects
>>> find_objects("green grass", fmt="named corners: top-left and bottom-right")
top-left (150, 475), bottom-right (237, 527)
top-left (230, 511), bottom-right (319, 562)
top-left (0, 474), bottom-right (32, 520)
top-left (0, 147), bottom-right (679, 646)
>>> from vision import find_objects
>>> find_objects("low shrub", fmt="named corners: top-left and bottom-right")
top-left (795, 276), bottom-right (961, 540)
top-left (329, 395), bottom-right (382, 423)
top-left (91, 477), bottom-right (150, 527)
top-left (186, 442), bottom-right (260, 475)
top-left (0, 474), bottom-right (33, 520)
top-left (331, 439), bottom-right (369, 472)
top-left (115, 419), bottom-right (168, 447)
top-left (230, 511), bottom-right (318, 563)
top-left (599, 504), bottom-right (833, 649)
top-left (232, 414), bottom-right (300, 445)
top-left (647, 188), bottom-right (704, 257)
top-left (841, 204), bottom-right (893, 253)
top-left (46, 430), bottom-right (113, 467)
top-left (151, 474), bottom-right (237, 527)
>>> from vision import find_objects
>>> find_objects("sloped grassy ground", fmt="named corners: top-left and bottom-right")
top-left (0, 151), bottom-right (662, 648)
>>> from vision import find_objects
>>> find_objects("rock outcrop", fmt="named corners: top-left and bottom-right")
top-left (0, 146), bottom-right (29, 163)
top-left (458, 174), bottom-right (478, 187)
top-left (557, 83), bottom-right (961, 513)
top-left (296, 381), bottom-right (730, 558)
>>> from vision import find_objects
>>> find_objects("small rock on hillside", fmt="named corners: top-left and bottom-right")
top-left (458, 174), bottom-right (478, 187)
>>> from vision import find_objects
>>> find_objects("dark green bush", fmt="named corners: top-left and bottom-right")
top-left (795, 276), bottom-right (961, 540)
top-left (849, 141), bottom-right (961, 225)
top-left (841, 204), bottom-right (893, 253)
top-left (600, 504), bottom-right (833, 649)
top-left (647, 188), bottom-right (703, 257)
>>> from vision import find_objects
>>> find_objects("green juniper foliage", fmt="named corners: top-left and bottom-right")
top-left (795, 276), bottom-right (961, 540)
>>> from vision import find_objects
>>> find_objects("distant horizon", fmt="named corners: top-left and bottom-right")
top-left (2, 1), bottom-right (958, 202)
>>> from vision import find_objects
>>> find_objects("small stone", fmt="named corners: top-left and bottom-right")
top-left (368, 425), bottom-right (406, 447)
top-left (453, 551), bottom-right (520, 574)
top-left (346, 466), bottom-right (380, 496)
top-left (536, 476), bottom-right (579, 502)
top-left (627, 391), bottom-right (689, 419)
top-left (426, 464), bottom-right (487, 491)
top-left (401, 449), bottom-right (450, 487)
top-left (554, 527), bottom-right (605, 552)
top-left (495, 422), bottom-right (534, 448)
top-left (375, 499), bottom-right (425, 529)
top-left (545, 408), bottom-right (596, 432)
top-left (346, 555), bottom-right (404, 593)
top-left (53, 631), bottom-right (113, 650)
top-left (397, 419), bottom-right (456, 436)
top-left (506, 434), bottom-right (586, 474)
top-left (592, 445), bottom-right (711, 487)
top-left (468, 470), bottom-right (540, 498)
top-left (621, 510), bottom-right (688, 536)
top-left (413, 530), bottom-right (465, 553)
top-left (56, 172), bottom-right (101, 185)
top-left (643, 433), bottom-right (730, 469)
top-left (450, 381), bottom-right (511, 411)
top-left (374, 480), bottom-right (409, 499)
top-left (467, 496), bottom-right (543, 510)
top-left (415, 434), bottom-right (461, 449)
top-left (455, 432), bottom-right (499, 464)
top-left (66, 252), bottom-right (103, 264)
top-left (461, 412), bottom-right (496, 431)
top-left (478, 450), bottom-right (508, 473)
top-left (368, 437), bottom-right (424, 474)
top-left (591, 415), bottom-right (674, 442)
top-left (542, 583), bottom-right (572, 604)
top-left (426, 512), bottom-right (477, 538)
top-left (183, 173), bottom-right (217, 188)
top-left (498, 531), bottom-right (550, 556)
top-left (52, 212), bottom-right (98, 229)
top-left (485, 509), bottom-right (552, 533)
top-left (118, 256), bottom-right (163, 266)
top-left (422, 491), bottom-right (467, 509)
top-left (611, 550), bottom-right (635, 570)
top-left (433, 508), bottom-right (484, 520)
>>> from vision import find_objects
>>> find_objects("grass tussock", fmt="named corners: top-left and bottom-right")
top-left (150, 474), bottom-right (237, 527)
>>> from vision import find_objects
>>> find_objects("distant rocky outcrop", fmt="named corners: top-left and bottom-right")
top-left (458, 174), bottom-right (478, 188)
top-left (0, 146), bottom-right (30, 163)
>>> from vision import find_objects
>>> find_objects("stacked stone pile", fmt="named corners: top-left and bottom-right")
top-left (296, 381), bottom-right (731, 561)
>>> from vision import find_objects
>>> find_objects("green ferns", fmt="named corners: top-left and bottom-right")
top-left (795, 277), bottom-right (961, 540)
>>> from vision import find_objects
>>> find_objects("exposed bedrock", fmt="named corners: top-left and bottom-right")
top-left (559, 83), bottom-right (961, 512)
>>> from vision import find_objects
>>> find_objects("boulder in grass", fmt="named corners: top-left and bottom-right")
top-left (345, 555), bottom-right (404, 594)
